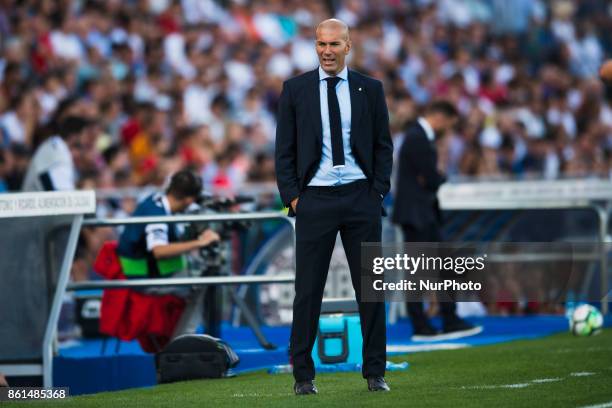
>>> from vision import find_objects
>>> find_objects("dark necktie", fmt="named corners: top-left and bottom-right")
top-left (325, 76), bottom-right (345, 167)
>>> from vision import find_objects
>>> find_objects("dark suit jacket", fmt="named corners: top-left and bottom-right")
top-left (275, 68), bottom-right (393, 216)
top-left (391, 121), bottom-right (446, 230)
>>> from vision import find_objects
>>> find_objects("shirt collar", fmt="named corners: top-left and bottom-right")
top-left (319, 65), bottom-right (348, 82)
top-left (418, 117), bottom-right (436, 142)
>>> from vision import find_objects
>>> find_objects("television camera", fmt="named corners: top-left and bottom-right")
top-left (182, 193), bottom-right (255, 338)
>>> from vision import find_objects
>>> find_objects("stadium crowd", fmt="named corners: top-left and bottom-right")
top-left (1, 0), bottom-right (611, 199)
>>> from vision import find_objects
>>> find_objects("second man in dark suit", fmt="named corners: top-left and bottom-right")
top-left (392, 101), bottom-right (481, 340)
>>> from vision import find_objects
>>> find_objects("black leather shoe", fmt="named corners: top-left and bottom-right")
top-left (294, 380), bottom-right (318, 395)
top-left (411, 324), bottom-right (442, 341)
top-left (442, 318), bottom-right (483, 339)
top-left (367, 376), bottom-right (390, 392)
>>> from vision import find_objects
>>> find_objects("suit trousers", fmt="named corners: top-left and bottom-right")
top-left (401, 223), bottom-right (457, 330)
top-left (291, 179), bottom-right (386, 381)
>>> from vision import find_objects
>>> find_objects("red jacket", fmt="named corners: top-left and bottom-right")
top-left (93, 241), bottom-right (185, 353)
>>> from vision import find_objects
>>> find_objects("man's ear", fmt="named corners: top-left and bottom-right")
top-left (345, 40), bottom-right (352, 54)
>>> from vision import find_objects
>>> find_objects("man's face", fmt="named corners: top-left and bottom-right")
top-left (175, 196), bottom-right (196, 213)
top-left (316, 26), bottom-right (351, 75)
top-left (432, 114), bottom-right (458, 135)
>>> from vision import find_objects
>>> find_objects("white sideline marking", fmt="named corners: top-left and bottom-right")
top-left (462, 370), bottom-right (599, 392)
top-left (387, 343), bottom-right (468, 353)
top-left (232, 393), bottom-right (293, 398)
top-left (531, 378), bottom-right (562, 383)
top-left (462, 376), bottom-right (564, 391)
top-left (578, 401), bottom-right (612, 408)
top-left (571, 372), bottom-right (595, 377)
top-left (462, 383), bottom-right (531, 390)
top-left (503, 383), bottom-right (531, 389)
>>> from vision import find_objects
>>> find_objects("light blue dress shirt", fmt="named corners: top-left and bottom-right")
top-left (308, 66), bottom-right (367, 186)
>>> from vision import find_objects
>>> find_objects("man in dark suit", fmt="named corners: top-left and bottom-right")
top-left (275, 19), bottom-right (393, 395)
top-left (392, 101), bottom-right (481, 340)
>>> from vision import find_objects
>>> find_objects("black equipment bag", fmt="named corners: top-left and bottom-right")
top-left (156, 334), bottom-right (239, 383)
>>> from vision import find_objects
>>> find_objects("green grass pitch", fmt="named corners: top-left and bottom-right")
top-left (7, 330), bottom-right (612, 408)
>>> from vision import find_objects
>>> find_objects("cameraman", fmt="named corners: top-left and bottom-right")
top-left (117, 170), bottom-right (220, 281)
